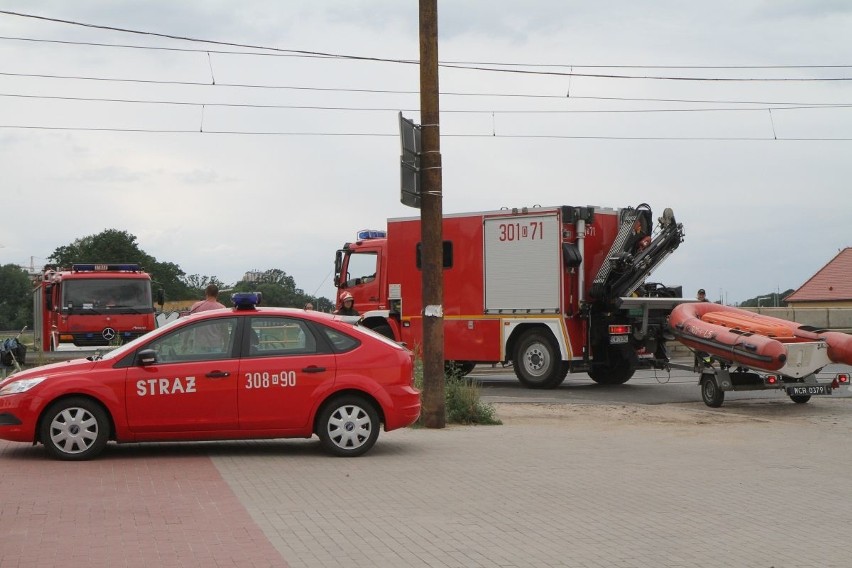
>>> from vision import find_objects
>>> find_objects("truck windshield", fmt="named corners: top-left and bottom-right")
top-left (343, 252), bottom-right (378, 287)
top-left (62, 279), bottom-right (153, 312)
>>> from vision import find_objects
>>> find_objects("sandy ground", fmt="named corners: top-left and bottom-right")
top-left (491, 398), bottom-right (852, 429)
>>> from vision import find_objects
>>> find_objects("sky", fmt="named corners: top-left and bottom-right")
top-left (0, 1), bottom-right (850, 305)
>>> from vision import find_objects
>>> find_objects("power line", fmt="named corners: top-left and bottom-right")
top-left (1, 71), bottom-right (849, 108)
top-left (2, 124), bottom-right (851, 141)
top-left (3, 92), bottom-right (850, 114)
top-left (2, 34), bottom-right (852, 71)
top-left (2, 11), bottom-right (851, 81)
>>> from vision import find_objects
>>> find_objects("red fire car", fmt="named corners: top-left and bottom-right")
top-left (0, 293), bottom-right (420, 460)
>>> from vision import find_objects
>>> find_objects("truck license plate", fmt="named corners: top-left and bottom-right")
top-left (610, 335), bottom-right (629, 345)
top-left (787, 385), bottom-right (831, 396)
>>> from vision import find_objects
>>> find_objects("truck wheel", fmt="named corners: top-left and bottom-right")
top-left (513, 330), bottom-right (565, 389)
top-left (588, 346), bottom-right (635, 385)
top-left (39, 397), bottom-right (110, 460)
top-left (700, 375), bottom-right (725, 408)
top-left (316, 395), bottom-right (380, 457)
top-left (790, 394), bottom-right (811, 404)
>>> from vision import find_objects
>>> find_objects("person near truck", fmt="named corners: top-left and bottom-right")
top-left (695, 288), bottom-right (711, 369)
top-left (335, 292), bottom-right (360, 316)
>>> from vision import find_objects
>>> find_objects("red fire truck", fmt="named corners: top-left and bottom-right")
top-left (334, 203), bottom-right (685, 388)
top-left (32, 264), bottom-right (161, 352)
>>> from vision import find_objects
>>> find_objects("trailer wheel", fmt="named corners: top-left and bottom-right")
top-left (513, 330), bottom-right (565, 389)
top-left (790, 394), bottom-right (811, 404)
top-left (700, 375), bottom-right (725, 408)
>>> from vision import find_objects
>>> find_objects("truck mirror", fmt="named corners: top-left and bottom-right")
top-left (45, 285), bottom-right (53, 311)
top-left (156, 289), bottom-right (165, 307)
top-left (136, 349), bottom-right (158, 366)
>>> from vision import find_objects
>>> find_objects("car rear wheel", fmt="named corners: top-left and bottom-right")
top-left (317, 395), bottom-right (380, 457)
top-left (39, 397), bottom-right (110, 460)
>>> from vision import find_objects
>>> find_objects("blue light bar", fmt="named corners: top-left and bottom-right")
top-left (72, 263), bottom-right (142, 272)
top-left (232, 292), bottom-right (262, 310)
top-left (356, 229), bottom-right (386, 240)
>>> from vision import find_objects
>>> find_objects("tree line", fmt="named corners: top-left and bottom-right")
top-left (0, 229), bottom-right (333, 330)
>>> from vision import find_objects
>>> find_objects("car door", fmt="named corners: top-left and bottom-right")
top-left (125, 317), bottom-right (240, 433)
top-left (238, 315), bottom-right (337, 430)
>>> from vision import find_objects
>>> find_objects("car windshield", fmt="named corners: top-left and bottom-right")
top-left (63, 278), bottom-right (152, 312)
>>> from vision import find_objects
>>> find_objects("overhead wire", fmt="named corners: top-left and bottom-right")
top-left (1, 11), bottom-right (851, 81)
top-left (1, 10), bottom-right (851, 140)
top-left (1, 71), bottom-right (849, 108)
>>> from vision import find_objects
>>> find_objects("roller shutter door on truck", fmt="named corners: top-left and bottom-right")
top-left (483, 213), bottom-right (561, 314)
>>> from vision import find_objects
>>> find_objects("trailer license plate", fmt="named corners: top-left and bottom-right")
top-left (610, 335), bottom-right (629, 344)
top-left (787, 385), bottom-right (831, 396)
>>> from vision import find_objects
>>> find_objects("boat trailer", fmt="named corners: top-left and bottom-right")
top-left (674, 341), bottom-right (850, 407)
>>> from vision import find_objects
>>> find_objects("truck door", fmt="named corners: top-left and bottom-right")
top-left (340, 247), bottom-right (383, 312)
top-left (125, 317), bottom-right (240, 432)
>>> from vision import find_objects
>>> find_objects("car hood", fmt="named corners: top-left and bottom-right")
top-left (0, 358), bottom-right (99, 386)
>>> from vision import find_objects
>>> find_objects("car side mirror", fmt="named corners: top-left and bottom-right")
top-left (136, 349), bottom-right (158, 366)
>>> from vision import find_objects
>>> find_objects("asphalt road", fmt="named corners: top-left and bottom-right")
top-left (471, 357), bottom-right (852, 407)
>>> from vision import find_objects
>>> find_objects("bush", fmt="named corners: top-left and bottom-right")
top-left (414, 360), bottom-right (502, 426)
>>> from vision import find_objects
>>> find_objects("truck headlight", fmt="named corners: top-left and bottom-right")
top-left (0, 377), bottom-right (47, 396)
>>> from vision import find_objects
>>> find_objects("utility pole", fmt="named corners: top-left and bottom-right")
top-left (418, 0), bottom-right (445, 428)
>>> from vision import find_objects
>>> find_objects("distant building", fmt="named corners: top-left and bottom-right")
top-left (784, 247), bottom-right (852, 308)
top-left (243, 270), bottom-right (265, 283)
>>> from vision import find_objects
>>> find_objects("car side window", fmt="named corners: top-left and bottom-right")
top-left (319, 326), bottom-right (360, 353)
top-left (148, 318), bottom-right (238, 363)
top-left (249, 317), bottom-right (317, 356)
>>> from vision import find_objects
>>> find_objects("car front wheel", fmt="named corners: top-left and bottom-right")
top-left (39, 397), bottom-right (110, 460)
top-left (317, 395), bottom-right (380, 457)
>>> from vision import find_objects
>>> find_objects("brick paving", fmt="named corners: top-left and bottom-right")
top-left (2, 399), bottom-right (852, 567)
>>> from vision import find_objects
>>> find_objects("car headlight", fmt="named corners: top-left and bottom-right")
top-left (0, 376), bottom-right (48, 396)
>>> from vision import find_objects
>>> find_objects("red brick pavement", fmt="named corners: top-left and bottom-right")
top-left (0, 441), bottom-right (288, 568)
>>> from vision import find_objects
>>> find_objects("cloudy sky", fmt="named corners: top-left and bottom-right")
top-left (0, 1), bottom-right (850, 304)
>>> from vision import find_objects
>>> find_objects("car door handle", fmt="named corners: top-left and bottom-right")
top-left (302, 366), bottom-right (326, 373)
top-left (206, 371), bottom-right (231, 379)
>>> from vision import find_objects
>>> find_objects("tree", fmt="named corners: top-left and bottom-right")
top-left (0, 264), bottom-right (33, 330)
top-left (48, 229), bottom-right (199, 301)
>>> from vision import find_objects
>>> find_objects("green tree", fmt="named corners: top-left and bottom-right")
top-left (229, 268), bottom-right (325, 308)
top-left (48, 229), bottom-right (202, 301)
top-left (0, 264), bottom-right (33, 330)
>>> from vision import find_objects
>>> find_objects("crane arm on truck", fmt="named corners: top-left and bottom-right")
top-left (590, 205), bottom-right (684, 306)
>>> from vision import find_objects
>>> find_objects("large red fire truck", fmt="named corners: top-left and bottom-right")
top-left (334, 203), bottom-right (685, 388)
top-left (32, 263), bottom-right (160, 352)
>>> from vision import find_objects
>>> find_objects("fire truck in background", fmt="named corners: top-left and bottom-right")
top-left (33, 263), bottom-right (162, 352)
top-left (334, 203), bottom-right (685, 388)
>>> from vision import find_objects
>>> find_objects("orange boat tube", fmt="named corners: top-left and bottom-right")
top-left (668, 302), bottom-right (852, 371)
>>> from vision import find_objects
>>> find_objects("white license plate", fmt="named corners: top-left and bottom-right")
top-left (787, 385), bottom-right (831, 396)
top-left (610, 335), bottom-right (629, 344)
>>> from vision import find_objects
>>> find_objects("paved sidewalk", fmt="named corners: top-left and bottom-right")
top-left (2, 399), bottom-right (852, 567)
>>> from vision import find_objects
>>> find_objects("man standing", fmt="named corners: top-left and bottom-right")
top-left (697, 288), bottom-right (709, 302)
top-left (190, 284), bottom-right (226, 313)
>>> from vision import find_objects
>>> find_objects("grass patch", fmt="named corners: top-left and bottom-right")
top-left (414, 360), bottom-right (502, 426)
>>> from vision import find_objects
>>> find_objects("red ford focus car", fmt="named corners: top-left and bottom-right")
top-left (0, 293), bottom-right (420, 460)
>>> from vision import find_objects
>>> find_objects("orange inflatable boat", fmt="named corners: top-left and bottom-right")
top-left (668, 302), bottom-right (852, 372)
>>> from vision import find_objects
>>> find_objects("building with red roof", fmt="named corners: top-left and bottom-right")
top-left (785, 247), bottom-right (852, 308)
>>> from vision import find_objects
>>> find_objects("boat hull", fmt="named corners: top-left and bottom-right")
top-left (668, 302), bottom-right (852, 372)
